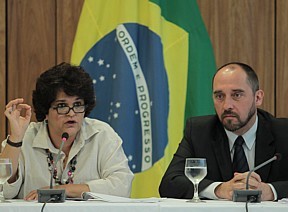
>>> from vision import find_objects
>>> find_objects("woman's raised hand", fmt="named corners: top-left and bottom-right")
top-left (4, 98), bottom-right (32, 141)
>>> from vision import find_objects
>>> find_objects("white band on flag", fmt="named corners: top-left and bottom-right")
top-left (116, 24), bottom-right (152, 171)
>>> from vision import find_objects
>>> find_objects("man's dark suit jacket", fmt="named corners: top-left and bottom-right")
top-left (159, 109), bottom-right (288, 199)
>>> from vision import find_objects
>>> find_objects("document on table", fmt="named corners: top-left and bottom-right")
top-left (81, 192), bottom-right (165, 203)
top-left (278, 198), bottom-right (288, 203)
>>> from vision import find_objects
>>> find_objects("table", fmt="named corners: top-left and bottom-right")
top-left (0, 200), bottom-right (158, 212)
top-left (159, 199), bottom-right (288, 212)
top-left (0, 199), bottom-right (288, 212)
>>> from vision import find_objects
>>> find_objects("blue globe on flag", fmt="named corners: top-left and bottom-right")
top-left (80, 23), bottom-right (169, 173)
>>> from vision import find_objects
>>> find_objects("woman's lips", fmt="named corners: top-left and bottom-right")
top-left (65, 120), bottom-right (77, 126)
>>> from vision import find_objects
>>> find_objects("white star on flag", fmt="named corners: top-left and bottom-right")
top-left (113, 113), bottom-right (118, 119)
top-left (98, 59), bottom-right (104, 66)
top-left (88, 56), bottom-right (94, 63)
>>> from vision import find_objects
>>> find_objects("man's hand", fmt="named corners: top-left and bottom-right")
top-left (215, 171), bottom-right (262, 200)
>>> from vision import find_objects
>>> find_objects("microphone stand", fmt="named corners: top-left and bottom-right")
top-left (38, 133), bottom-right (69, 203)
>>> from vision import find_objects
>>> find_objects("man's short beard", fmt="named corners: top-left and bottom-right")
top-left (222, 105), bottom-right (256, 132)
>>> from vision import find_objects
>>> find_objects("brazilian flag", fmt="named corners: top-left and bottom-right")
top-left (71, 0), bottom-right (216, 198)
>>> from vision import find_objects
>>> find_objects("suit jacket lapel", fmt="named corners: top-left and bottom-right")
top-left (212, 123), bottom-right (234, 181)
top-left (254, 114), bottom-right (275, 181)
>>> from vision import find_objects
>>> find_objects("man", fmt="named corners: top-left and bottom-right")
top-left (159, 62), bottom-right (288, 200)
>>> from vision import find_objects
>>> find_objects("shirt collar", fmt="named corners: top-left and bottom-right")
top-left (32, 122), bottom-right (56, 152)
top-left (226, 115), bottom-right (258, 152)
top-left (32, 118), bottom-right (101, 153)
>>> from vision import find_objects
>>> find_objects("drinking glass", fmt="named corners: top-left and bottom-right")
top-left (185, 158), bottom-right (207, 202)
top-left (0, 158), bottom-right (12, 203)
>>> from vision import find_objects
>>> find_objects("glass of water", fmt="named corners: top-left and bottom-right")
top-left (0, 158), bottom-right (12, 203)
top-left (185, 158), bottom-right (207, 202)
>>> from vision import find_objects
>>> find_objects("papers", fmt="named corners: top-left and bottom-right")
top-left (82, 192), bottom-right (165, 203)
top-left (278, 198), bottom-right (288, 203)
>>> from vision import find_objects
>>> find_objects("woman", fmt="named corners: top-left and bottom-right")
top-left (1, 62), bottom-right (133, 200)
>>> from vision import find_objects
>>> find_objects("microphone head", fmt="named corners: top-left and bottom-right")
top-left (275, 153), bottom-right (282, 161)
top-left (61, 132), bottom-right (69, 141)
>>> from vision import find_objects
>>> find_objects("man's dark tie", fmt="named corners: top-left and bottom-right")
top-left (232, 136), bottom-right (249, 173)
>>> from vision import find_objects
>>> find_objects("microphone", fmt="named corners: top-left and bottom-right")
top-left (38, 132), bottom-right (69, 203)
top-left (49, 132), bottom-right (69, 189)
top-left (232, 153), bottom-right (282, 202)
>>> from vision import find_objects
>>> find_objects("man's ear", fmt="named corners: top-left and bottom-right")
top-left (255, 90), bottom-right (264, 106)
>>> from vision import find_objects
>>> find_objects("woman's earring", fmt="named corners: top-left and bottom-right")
top-left (45, 120), bottom-right (48, 124)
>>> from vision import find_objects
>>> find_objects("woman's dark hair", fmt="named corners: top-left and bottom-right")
top-left (32, 62), bottom-right (96, 121)
top-left (213, 62), bottom-right (259, 94)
